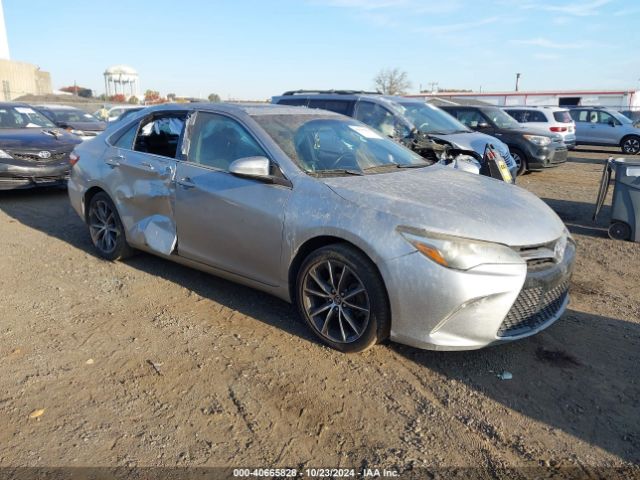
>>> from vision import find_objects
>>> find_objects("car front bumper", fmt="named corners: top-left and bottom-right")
top-left (527, 145), bottom-right (569, 170)
top-left (0, 160), bottom-right (70, 190)
top-left (384, 240), bottom-right (576, 350)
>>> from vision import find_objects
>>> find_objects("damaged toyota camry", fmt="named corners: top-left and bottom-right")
top-left (68, 103), bottom-right (575, 352)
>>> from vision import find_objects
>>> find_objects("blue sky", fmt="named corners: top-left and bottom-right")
top-left (4, 0), bottom-right (638, 99)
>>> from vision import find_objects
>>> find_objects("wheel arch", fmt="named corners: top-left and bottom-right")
top-left (287, 235), bottom-right (392, 341)
top-left (83, 186), bottom-right (107, 223)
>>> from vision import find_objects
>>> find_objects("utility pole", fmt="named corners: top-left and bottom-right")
top-left (427, 82), bottom-right (439, 94)
top-left (515, 73), bottom-right (521, 92)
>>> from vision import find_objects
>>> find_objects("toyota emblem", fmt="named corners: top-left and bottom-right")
top-left (37, 151), bottom-right (52, 159)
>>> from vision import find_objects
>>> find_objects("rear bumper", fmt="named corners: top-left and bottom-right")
top-left (0, 160), bottom-right (70, 190)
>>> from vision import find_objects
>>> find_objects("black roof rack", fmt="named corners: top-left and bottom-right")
top-left (281, 89), bottom-right (381, 96)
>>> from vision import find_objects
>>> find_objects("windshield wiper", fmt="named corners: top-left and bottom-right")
top-left (398, 162), bottom-right (430, 168)
top-left (363, 162), bottom-right (430, 172)
top-left (309, 169), bottom-right (364, 176)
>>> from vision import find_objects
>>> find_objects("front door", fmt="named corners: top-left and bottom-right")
top-left (174, 111), bottom-right (291, 287)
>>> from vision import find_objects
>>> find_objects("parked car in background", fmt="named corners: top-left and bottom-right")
top-left (0, 103), bottom-right (81, 190)
top-left (504, 106), bottom-right (576, 149)
top-left (441, 105), bottom-right (567, 175)
top-left (93, 105), bottom-right (142, 122)
top-left (111, 106), bottom-right (145, 124)
top-left (272, 90), bottom-right (517, 180)
top-left (68, 103), bottom-right (574, 353)
top-left (35, 104), bottom-right (107, 141)
top-left (569, 107), bottom-right (640, 154)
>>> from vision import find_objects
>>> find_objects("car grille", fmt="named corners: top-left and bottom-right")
top-left (550, 148), bottom-right (568, 164)
top-left (8, 150), bottom-right (69, 162)
top-left (498, 279), bottom-right (569, 337)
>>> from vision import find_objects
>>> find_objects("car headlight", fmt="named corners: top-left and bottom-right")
top-left (0, 149), bottom-right (13, 159)
top-left (523, 134), bottom-right (551, 146)
top-left (398, 227), bottom-right (523, 271)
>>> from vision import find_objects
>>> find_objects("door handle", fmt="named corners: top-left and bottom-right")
top-left (177, 177), bottom-right (196, 189)
top-left (140, 161), bottom-right (156, 171)
top-left (104, 155), bottom-right (124, 167)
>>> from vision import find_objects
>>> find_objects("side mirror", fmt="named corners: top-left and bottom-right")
top-left (609, 119), bottom-right (617, 127)
top-left (477, 122), bottom-right (490, 129)
top-left (229, 156), bottom-right (271, 179)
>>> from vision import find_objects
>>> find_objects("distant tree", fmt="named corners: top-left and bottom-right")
top-left (373, 68), bottom-right (412, 95)
top-left (208, 93), bottom-right (221, 103)
top-left (167, 93), bottom-right (176, 101)
top-left (128, 95), bottom-right (140, 105)
top-left (144, 89), bottom-right (161, 103)
top-left (108, 94), bottom-right (126, 103)
top-left (97, 94), bottom-right (107, 101)
top-left (60, 85), bottom-right (93, 98)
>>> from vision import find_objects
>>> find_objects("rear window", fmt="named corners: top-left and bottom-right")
top-left (307, 99), bottom-right (353, 116)
top-left (277, 98), bottom-right (308, 107)
top-left (553, 111), bottom-right (573, 123)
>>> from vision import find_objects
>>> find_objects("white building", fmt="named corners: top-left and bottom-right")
top-left (409, 89), bottom-right (640, 111)
top-left (104, 65), bottom-right (139, 100)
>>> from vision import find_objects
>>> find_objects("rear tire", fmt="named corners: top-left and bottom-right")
top-left (295, 244), bottom-right (390, 353)
top-left (87, 192), bottom-right (134, 260)
top-left (621, 136), bottom-right (640, 155)
top-left (608, 221), bottom-right (632, 241)
top-left (511, 148), bottom-right (527, 176)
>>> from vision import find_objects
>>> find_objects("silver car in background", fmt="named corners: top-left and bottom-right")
top-left (68, 103), bottom-right (575, 352)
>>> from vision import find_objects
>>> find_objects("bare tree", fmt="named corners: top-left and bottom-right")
top-left (373, 68), bottom-right (412, 95)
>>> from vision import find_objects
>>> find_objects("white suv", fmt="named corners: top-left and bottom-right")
top-left (504, 107), bottom-right (576, 149)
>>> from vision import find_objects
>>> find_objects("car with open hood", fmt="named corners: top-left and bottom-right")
top-left (0, 103), bottom-right (82, 190)
top-left (272, 90), bottom-right (517, 181)
top-left (68, 103), bottom-right (575, 352)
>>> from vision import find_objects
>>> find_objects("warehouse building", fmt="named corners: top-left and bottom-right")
top-left (409, 89), bottom-right (640, 110)
top-left (0, 0), bottom-right (53, 100)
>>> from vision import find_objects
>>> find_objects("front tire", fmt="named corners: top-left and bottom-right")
top-left (511, 148), bottom-right (527, 176)
top-left (295, 244), bottom-right (390, 353)
top-left (621, 136), bottom-right (640, 155)
top-left (87, 192), bottom-right (134, 260)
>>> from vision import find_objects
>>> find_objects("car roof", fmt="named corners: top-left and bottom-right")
top-left (274, 91), bottom-right (425, 105)
top-left (503, 106), bottom-right (568, 111)
top-left (0, 102), bottom-right (30, 108)
top-left (140, 102), bottom-right (344, 117)
top-left (35, 104), bottom-right (83, 110)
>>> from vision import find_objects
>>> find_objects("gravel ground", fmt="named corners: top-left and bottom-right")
top-left (0, 146), bottom-right (638, 478)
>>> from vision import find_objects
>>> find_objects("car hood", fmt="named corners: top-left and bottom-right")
top-left (322, 166), bottom-right (565, 247)
top-left (63, 121), bottom-right (106, 132)
top-left (0, 128), bottom-right (82, 149)
top-left (428, 131), bottom-right (508, 156)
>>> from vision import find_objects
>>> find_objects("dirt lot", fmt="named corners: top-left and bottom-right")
top-left (0, 147), bottom-right (639, 477)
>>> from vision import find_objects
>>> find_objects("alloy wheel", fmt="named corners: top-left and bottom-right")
top-left (512, 152), bottom-right (524, 175)
top-left (622, 138), bottom-right (640, 154)
top-left (301, 260), bottom-right (370, 344)
top-left (88, 199), bottom-right (119, 254)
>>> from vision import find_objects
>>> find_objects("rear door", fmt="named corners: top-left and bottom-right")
top-left (174, 111), bottom-right (291, 286)
top-left (105, 112), bottom-right (186, 254)
top-left (570, 109), bottom-right (591, 143)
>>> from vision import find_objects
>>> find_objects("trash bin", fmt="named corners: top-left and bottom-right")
top-left (594, 157), bottom-right (640, 241)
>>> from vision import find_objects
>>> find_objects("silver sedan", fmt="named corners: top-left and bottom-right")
top-left (68, 103), bottom-right (575, 352)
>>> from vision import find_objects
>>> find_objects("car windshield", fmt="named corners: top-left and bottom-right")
top-left (253, 114), bottom-right (429, 176)
top-left (0, 106), bottom-right (56, 129)
top-left (397, 102), bottom-right (470, 134)
top-left (51, 109), bottom-right (101, 123)
top-left (484, 107), bottom-right (522, 129)
top-left (611, 110), bottom-right (632, 124)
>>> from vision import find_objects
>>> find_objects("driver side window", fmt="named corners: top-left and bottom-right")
top-left (187, 112), bottom-right (267, 171)
top-left (456, 110), bottom-right (486, 128)
top-left (354, 101), bottom-right (396, 137)
top-left (598, 112), bottom-right (618, 126)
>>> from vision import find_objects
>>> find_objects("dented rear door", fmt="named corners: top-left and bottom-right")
top-left (113, 148), bottom-right (178, 255)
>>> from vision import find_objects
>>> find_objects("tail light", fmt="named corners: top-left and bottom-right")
top-left (69, 152), bottom-right (80, 166)
top-left (550, 126), bottom-right (567, 132)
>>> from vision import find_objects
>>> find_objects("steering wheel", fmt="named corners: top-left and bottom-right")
top-left (330, 152), bottom-right (357, 169)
